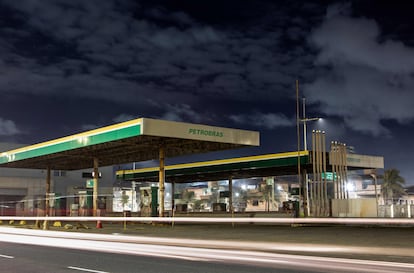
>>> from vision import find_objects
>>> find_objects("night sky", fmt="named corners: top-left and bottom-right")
top-left (0, 1), bottom-right (414, 185)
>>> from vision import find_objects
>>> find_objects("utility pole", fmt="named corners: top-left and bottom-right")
top-left (301, 98), bottom-right (320, 217)
top-left (302, 98), bottom-right (320, 151)
top-left (296, 80), bottom-right (302, 216)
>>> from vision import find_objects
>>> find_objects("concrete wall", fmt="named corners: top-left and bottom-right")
top-left (331, 198), bottom-right (377, 217)
top-left (0, 165), bottom-right (116, 215)
top-left (0, 176), bottom-right (46, 215)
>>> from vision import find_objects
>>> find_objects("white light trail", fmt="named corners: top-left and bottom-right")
top-left (0, 227), bottom-right (413, 273)
top-left (0, 216), bottom-right (413, 226)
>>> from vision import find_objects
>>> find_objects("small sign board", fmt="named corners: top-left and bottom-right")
top-left (290, 188), bottom-right (299, 195)
top-left (86, 179), bottom-right (94, 188)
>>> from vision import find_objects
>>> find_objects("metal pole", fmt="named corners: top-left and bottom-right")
top-left (171, 182), bottom-right (175, 214)
top-left (43, 166), bottom-right (51, 230)
top-left (45, 166), bottom-right (51, 216)
top-left (229, 177), bottom-right (233, 213)
top-left (131, 181), bottom-right (136, 213)
top-left (339, 143), bottom-right (343, 198)
top-left (316, 131), bottom-right (321, 216)
top-left (303, 98), bottom-right (307, 151)
top-left (316, 131), bottom-right (322, 217)
top-left (296, 80), bottom-right (302, 213)
top-left (343, 144), bottom-right (348, 200)
top-left (93, 158), bottom-right (99, 216)
top-left (337, 143), bottom-right (343, 199)
top-left (303, 169), bottom-right (310, 217)
top-left (271, 178), bottom-right (275, 211)
top-left (311, 130), bottom-right (316, 215)
top-left (302, 98), bottom-right (309, 217)
top-left (322, 132), bottom-right (328, 216)
top-left (332, 142), bottom-right (339, 199)
top-left (371, 173), bottom-right (379, 217)
top-left (159, 145), bottom-right (165, 217)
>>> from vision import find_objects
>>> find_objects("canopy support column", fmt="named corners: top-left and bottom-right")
top-left (93, 157), bottom-right (99, 216)
top-left (159, 145), bottom-right (165, 217)
top-left (229, 177), bottom-right (233, 213)
top-left (45, 166), bottom-right (51, 216)
top-left (42, 166), bottom-right (51, 230)
top-left (171, 182), bottom-right (175, 215)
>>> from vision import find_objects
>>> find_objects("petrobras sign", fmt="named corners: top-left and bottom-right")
top-left (141, 118), bottom-right (259, 146)
top-left (188, 128), bottom-right (224, 138)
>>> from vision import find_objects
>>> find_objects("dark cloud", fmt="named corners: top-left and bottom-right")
top-left (0, 118), bottom-right (19, 136)
top-left (0, 0), bottom-right (317, 150)
top-left (0, 0), bottom-right (304, 117)
top-left (305, 4), bottom-right (414, 137)
top-left (230, 113), bottom-right (293, 129)
top-left (1, 1), bottom-right (414, 183)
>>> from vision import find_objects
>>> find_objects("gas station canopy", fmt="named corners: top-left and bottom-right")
top-left (0, 118), bottom-right (260, 170)
top-left (117, 151), bottom-right (310, 183)
top-left (116, 150), bottom-right (385, 184)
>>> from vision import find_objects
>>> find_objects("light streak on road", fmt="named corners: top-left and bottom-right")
top-left (0, 227), bottom-right (413, 273)
top-left (0, 226), bottom-right (412, 259)
top-left (0, 216), bottom-right (413, 226)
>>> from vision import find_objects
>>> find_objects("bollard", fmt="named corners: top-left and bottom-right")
top-left (96, 209), bottom-right (103, 229)
top-left (43, 219), bottom-right (49, 230)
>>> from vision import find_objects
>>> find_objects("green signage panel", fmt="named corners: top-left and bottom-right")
top-left (321, 172), bottom-right (337, 180)
top-left (86, 179), bottom-right (94, 188)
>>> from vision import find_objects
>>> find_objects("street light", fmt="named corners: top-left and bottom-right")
top-left (300, 98), bottom-right (320, 151)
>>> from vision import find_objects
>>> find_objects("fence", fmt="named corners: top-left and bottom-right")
top-left (379, 204), bottom-right (413, 218)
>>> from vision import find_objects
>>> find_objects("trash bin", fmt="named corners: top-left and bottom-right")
top-left (282, 201), bottom-right (299, 217)
top-left (213, 203), bottom-right (226, 212)
top-left (70, 204), bottom-right (79, 216)
top-left (292, 201), bottom-right (300, 218)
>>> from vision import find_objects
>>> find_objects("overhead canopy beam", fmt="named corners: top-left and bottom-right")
top-left (0, 118), bottom-right (260, 170)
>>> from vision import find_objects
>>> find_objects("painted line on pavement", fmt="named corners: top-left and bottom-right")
top-left (67, 266), bottom-right (109, 273)
top-left (0, 254), bottom-right (14, 259)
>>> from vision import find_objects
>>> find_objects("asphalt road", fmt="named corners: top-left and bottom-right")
top-left (0, 241), bottom-right (326, 273)
top-left (0, 227), bottom-right (413, 273)
top-left (40, 221), bottom-right (414, 263)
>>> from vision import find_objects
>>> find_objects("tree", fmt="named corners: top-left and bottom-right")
top-left (261, 184), bottom-right (273, 212)
top-left (379, 169), bottom-right (406, 204)
top-left (121, 191), bottom-right (130, 211)
top-left (182, 190), bottom-right (195, 202)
